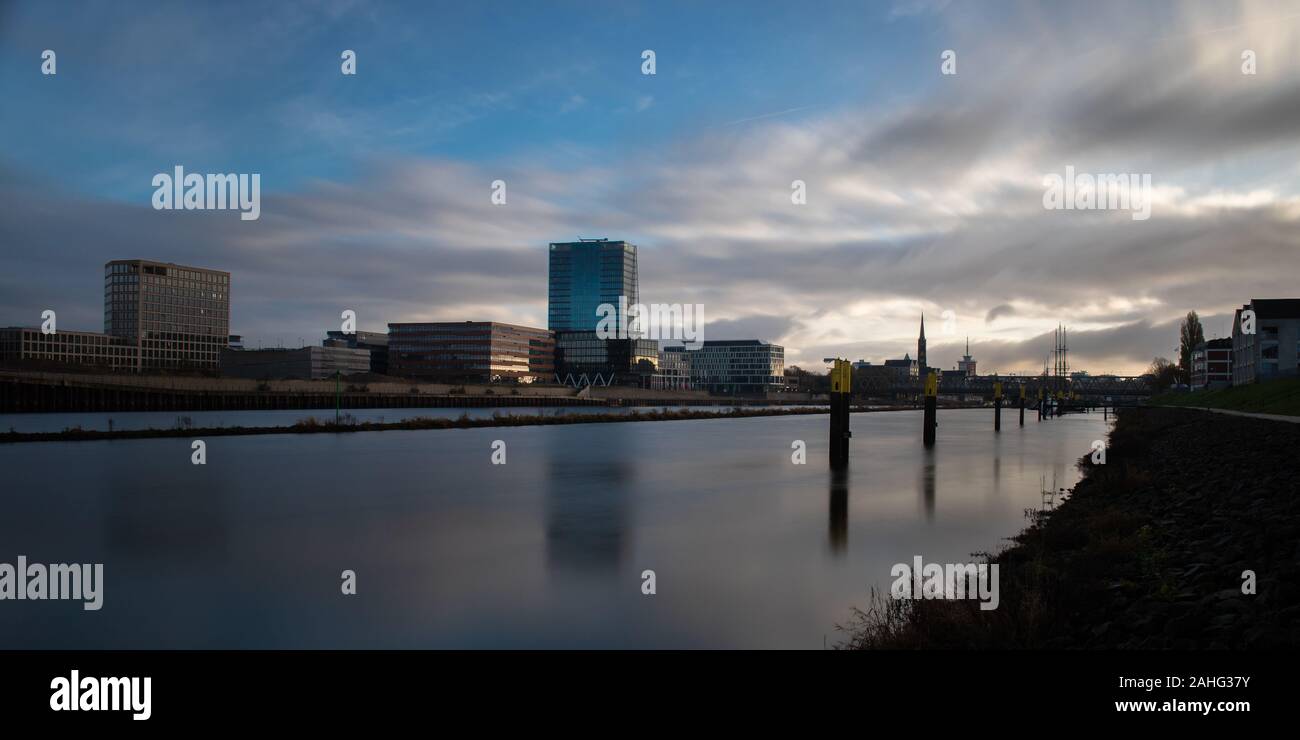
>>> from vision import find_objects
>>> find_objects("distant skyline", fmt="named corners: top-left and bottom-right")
top-left (3, 1), bottom-right (1300, 374)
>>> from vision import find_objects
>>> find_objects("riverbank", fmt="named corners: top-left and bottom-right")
top-left (841, 406), bottom-right (1300, 649)
top-left (1153, 377), bottom-right (1300, 416)
top-left (0, 404), bottom-right (920, 444)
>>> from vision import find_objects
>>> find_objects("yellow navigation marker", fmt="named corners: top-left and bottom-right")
top-left (830, 359), bottom-right (852, 393)
top-left (993, 381), bottom-right (1003, 399)
top-left (924, 370), bottom-right (938, 397)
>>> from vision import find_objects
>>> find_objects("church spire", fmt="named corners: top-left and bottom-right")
top-left (917, 313), bottom-right (927, 371)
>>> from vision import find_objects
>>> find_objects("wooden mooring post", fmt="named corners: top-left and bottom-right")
top-left (993, 381), bottom-right (1002, 432)
top-left (829, 359), bottom-right (852, 469)
top-left (923, 370), bottom-right (937, 448)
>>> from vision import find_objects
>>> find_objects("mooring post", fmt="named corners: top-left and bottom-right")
top-left (993, 381), bottom-right (1002, 432)
top-left (829, 359), bottom-right (852, 469)
top-left (1019, 383), bottom-right (1025, 426)
top-left (923, 370), bottom-right (937, 448)
top-left (1038, 387), bottom-right (1044, 421)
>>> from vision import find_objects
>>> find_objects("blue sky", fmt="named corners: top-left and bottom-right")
top-left (3, 0), bottom-right (1300, 374)
top-left (1, 1), bottom-right (938, 200)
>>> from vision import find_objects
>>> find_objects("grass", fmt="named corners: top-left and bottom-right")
top-left (1152, 377), bottom-right (1300, 416)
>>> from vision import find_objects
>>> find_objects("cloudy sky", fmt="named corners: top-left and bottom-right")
top-left (2, 0), bottom-right (1299, 374)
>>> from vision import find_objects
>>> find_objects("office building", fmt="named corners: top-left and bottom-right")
top-left (1232, 299), bottom-right (1300, 384)
top-left (105, 259), bottom-right (231, 371)
top-left (325, 330), bottom-right (389, 375)
top-left (547, 239), bottom-right (639, 333)
top-left (388, 321), bottom-right (555, 382)
top-left (554, 330), bottom-right (658, 386)
top-left (653, 346), bottom-right (692, 390)
top-left (220, 346), bottom-right (371, 380)
top-left (1191, 338), bottom-right (1232, 389)
top-left (666, 340), bottom-right (784, 394)
top-left (0, 327), bottom-right (138, 371)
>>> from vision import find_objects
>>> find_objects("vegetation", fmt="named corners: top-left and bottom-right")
top-left (1145, 357), bottom-right (1180, 393)
top-left (841, 407), bottom-right (1300, 649)
top-left (1152, 377), bottom-right (1300, 417)
top-left (2, 405), bottom-right (910, 444)
top-left (1177, 311), bottom-right (1205, 382)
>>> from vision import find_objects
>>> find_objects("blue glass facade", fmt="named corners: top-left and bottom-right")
top-left (547, 239), bottom-right (639, 333)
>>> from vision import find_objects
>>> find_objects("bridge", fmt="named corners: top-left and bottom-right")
top-left (856, 373), bottom-right (1153, 404)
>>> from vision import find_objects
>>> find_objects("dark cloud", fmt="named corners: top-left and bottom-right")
top-left (985, 304), bottom-right (1016, 323)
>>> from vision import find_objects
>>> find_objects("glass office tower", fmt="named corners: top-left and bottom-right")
top-left (547, 239), bottom-right (639, 333)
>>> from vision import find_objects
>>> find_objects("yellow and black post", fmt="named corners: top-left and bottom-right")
top-left (993, 381), bottom-right (1003, 432)
top-left (923, 370), bottom-right (937, 448)
top-left (1018, 383), bottom-right (1025, 426)
top-left (829, 359), bottom-right (852, 469)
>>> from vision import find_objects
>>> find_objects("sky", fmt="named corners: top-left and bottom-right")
top-left (2, 0), bottom-right (1300, 375)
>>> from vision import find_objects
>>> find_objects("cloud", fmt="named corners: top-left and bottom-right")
top-left (4, 1), bottom-right (1300, 376)
top-left (985, 304), bottom-right (1016, 324)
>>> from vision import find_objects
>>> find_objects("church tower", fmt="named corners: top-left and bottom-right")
top-left (917, 313), bottom-right (928, 374)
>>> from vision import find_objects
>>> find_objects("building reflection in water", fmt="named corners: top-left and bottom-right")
top-left (544, 425), bottom-right (634, 573)
top-left (921, 453), bottom-right (936, 522)
top-left (828, 468), bottom-right (848, 556)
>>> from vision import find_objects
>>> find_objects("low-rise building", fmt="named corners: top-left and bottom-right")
top-left (388, 321), bottom-right (555, 382)
top-left (653, 346), bottom-right (692, 390)
top-left (0, 327), bottom-right (139, 371)
top-left (1232, 299), bottom-right (1300, 385)
top-left (220, 345), bottom-right (371, 380)
top-left (324, 330), bottom-right (389, 375)
top-left (664, 340), bottom-right (784, 394)
top-left (554, 330), bottom-right (658, 386)
top-left (1191, 338), bottom-right (1233, 389)
top-left (884, 354), bottom-right (919, 380)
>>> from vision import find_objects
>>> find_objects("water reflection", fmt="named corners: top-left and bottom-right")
top-left (828, 468), bottom-right (848, 556)
top-left (921, 453), bottom-right (936, 522)
top-left (544, 426), bottom-right (634, 573)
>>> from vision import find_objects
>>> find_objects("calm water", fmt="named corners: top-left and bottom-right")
top-left (0, 409), bottom-right (1107, 648)
top-left (0, 405), bottom-right (740, 433)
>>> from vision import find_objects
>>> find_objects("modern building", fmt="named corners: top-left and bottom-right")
top-left (1232, 299), bottom-right (1300, 385)
top-left (227, 335), bottom-right (245, 351)
top-left (0, 327), bottom-right (139, 371)
top-left (220, 345), bottom-right (371, 380)
top-left (387, 321), bottom-right (555, 382)
top-left (553, 330), bottom-right (658, 386)
top-left (666, 340), bottom-right (784, 394)
top-left (324, 330), bottom-right (389, 375)
top-left (105, 259), bottom-right (231, 371)
top-left (957, 337), bottom-right (977, 377)
top-left (653, 346), bottom-right (692, 390)
top-left (1191, 338), bottom-right (1233, 389)
top-left (547, 239), bottom-right (639, 333)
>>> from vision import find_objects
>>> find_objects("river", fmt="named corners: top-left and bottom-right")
top-left (0, 408), bottom-right (1107, 648)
